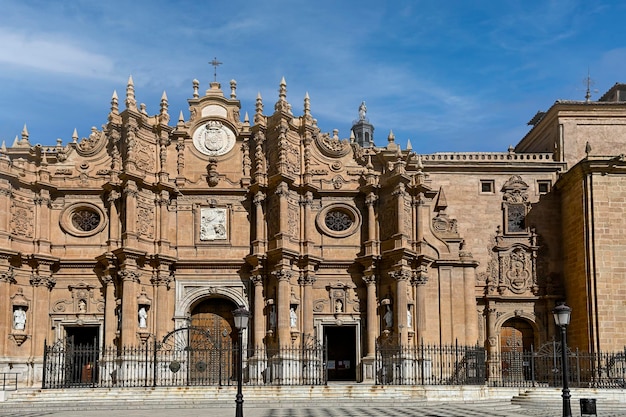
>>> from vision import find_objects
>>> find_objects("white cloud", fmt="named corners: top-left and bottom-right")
top-left (0, 29), bottom-right (116, 79)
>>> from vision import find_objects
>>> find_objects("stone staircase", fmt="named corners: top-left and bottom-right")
top-left (0, 385), bottom-right (525, 412)
top-left (512, 387), bottom-right (626, 415)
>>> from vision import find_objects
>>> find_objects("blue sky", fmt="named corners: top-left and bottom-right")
top-left (0, 0), bottom-right (624, 154)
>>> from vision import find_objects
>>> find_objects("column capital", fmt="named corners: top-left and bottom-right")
top-left (30, 274), bottom-right (56, 289)
top-left (119, 269), bottom-right (141, 283)
top-left (273, 269), bottom-right (293, 282)
top-left (411, 266), bottom-right (428, 286)
top-left (390, 269), bottom-right (411, 281)
top-left (251, 274), bottom-right (264, 286)
top-left (298, 272), bottom-right (316, 285)
top-left (362, 274), bottom-right (377, 286)
top-left (0, 267), bottom-right (15, 284)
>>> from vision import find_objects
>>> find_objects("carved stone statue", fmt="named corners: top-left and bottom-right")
top-left (138, 307), bottom-right (148, 328)
top-left (13, 307), bottom-right (26, 330)
top-left (290, 307), bottom-right (297, 328)
top-left (407, 307), bottom-right (412, 329)
top-left (384, 305), bottom-right (393, 329)
top-left (358, 101), bottom-right (367, 120)
top-left (335, 299), bottom-right (343, 313)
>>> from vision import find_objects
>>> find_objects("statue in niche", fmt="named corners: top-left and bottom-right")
top-left (78, 299), bottom-right (87, 313)
top-left (407, 307), bottom-right (412, 329)
top-left (269, 306), bottom-right (276, 330)
top-left (384, 305), bottom-right (393, 329)
top-left (13, 307), bottom-right (26, 330)
top-left (138, 307), bottom-right (148, 328)
top-left (290, 307), bottom-right (297, 328)
top-left (335, 299), bottom-right (343, 313)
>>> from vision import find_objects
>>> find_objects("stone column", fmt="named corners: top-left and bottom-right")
top-left (157, 190), bottom-right (170, 246)
top-left (394, 184), bottom-right (406, 236)
top-left (274, 268), bottom-right (292, 347)
top-left (486, 303), bottom-right (499, 381)
top-left (254, 192), bottom-right (265, 244)
top-left (0, 267), bottom-right (15, 355)
top-left (301, 192), bottom-right (314, 251)
top-left (462, 257), bottom-right (479, 345)
top-left (251, 274), bottom-right (265, 349)
top-left (123, 180), bottom-right (138, 244)
top-left (363, 274), bottom-right (378, 357)
top-left (119, 269), bottom-right (140, 345)
top-left (34, 192), bottom-right (51, 253)
top-left (153, 266), bottom-right (171, 341)
top-left (391, 269), bottom-right (411, 345)
top-left (276, 182), bottom-right (288, 235)
top-left (29, 268), bottom-right (55, 385)
top-left (299, 270), bottom-right (315, 341)
top-left (107, 190), bottom-right (121, 248)
top-left (412, 266), bottom-right (428, 344)
top-left (103, 271), bottom-right (117, 346)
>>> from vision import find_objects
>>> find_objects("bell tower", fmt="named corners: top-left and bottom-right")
top-left (351, 101), bottom-right (374, 148)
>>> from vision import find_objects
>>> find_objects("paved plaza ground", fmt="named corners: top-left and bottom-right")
top-left (0, 403), bottom-right (624, 417)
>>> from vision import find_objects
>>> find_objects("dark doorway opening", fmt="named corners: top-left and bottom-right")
top-left (64, 326), bottom-right (99, 385)
top-left (325, 325), bottom-right (356, 381)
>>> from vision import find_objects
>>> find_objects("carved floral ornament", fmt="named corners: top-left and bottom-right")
top-left (314, 130), bottom-right (351, 158)
top-left (316, 203), bottom-right (361, 238)
top-left (59, 202), bottom-right (107, 237)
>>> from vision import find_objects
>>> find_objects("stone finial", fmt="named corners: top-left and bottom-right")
top-left (350, 130), bottom-right (355, 143)
top-left (178, 110), bottom-right (185, 126)
top-left (230, 79), bottom-right (237, 99)
top-left (244, 112), bottom-right (249, 124)
top-left (111, 90), bottom-right (119, 114)
top-left (406, 139), bottom-right (413, 151)
top-left (72, 128), bottom-right (78, 143)
top-left (12, 136), bottom-right (19, 147)
top-left (159, 91), bottom-right (170, 124)
top-left (304, 92), bottom-right (310, 116)
top-left (192, 79), bottom-right (200, 98)
top-left (1, 140), bottom-right (6, 153)
top-left (387, 130), bottom-right (395, 143)
top-left (255, 92), bottom-right (263, 114)
top-left (125, 75), bottom-right (137, 110)
top-left (21, 124), bottom-right (29, 145)
top-left (435, 187), bottom-right (448, 211)
top-left (279, 76), bottom-right (287, 100)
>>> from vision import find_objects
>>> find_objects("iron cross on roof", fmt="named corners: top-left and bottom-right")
top-left (210, 57), bottom-right (223, 82)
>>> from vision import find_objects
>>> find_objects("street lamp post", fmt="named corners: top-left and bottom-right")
top-left (553, 302), bottom-right (572, 417)
top-left (232, 306), bottom-right (250, 417)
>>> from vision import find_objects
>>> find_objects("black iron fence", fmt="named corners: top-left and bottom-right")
top-left (375, 341), bottom-right (626, 388)
top-left (42, 336), bottom-right (626, 389)
top-left (1, 373), bottom-right (18, 391)
top-left (376, 342), bottom-right (486, 385)
top-left (43, 339), bottom-right (326, 389)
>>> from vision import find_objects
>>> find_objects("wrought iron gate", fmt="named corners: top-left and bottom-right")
top-left (43, 328), bottom-right (327, 388)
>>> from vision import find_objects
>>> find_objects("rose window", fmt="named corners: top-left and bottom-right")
top-left (71, 209), bottom-right (101, 232)
top-left (324, 210), bottom-right (353, 232)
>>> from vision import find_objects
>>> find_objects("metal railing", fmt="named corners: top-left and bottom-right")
top-left (43, 341), bottom-right (326, 389)
top-left (42, 337), bottom-right (626, 389)
top-left (1, 373), bottom-right (18, 391)
top-left (376, 341), bottom-right (486, 385)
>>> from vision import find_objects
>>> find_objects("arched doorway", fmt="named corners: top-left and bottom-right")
top-left (188, 297), bottom-right (238, 384)
top-left (500, 318), bottom-right (534, 381)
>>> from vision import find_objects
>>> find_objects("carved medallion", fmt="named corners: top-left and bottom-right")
top-left (192, 120), bottom-right (236, 156)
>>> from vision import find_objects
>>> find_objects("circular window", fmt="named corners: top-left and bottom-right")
top-left (71, 209), bottom-right (101, 232)
top-left (60, 202), bottom-right (107, 237)
top-left (325, 210), bottom-right (353, 232)
top-left (316, 203), bottom-right (361, 238)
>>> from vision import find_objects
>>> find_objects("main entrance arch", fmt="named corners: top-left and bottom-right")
top-left (500, 318), bottom-right (535, 381)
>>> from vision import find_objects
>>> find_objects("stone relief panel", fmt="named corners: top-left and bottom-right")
top-left (137, 196), bottom-right (155, 239)
top-left (10, 199), bottom-right (34, 238)
top-left (200, 207), bottom-right (228, 241)
top-left (134, 141), bottom-right (155, 172)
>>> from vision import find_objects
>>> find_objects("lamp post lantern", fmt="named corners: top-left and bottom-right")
top-left (553, 302), bottom-right (572, 417)
top-left (232, 306), bottom-right (250, 417)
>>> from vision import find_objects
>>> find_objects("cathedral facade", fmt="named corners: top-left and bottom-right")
top-left (1, 74), bottom-right (626, 386)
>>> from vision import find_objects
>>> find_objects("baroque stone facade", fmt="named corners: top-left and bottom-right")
top-left (1, 75), bottom-right (626, 385)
